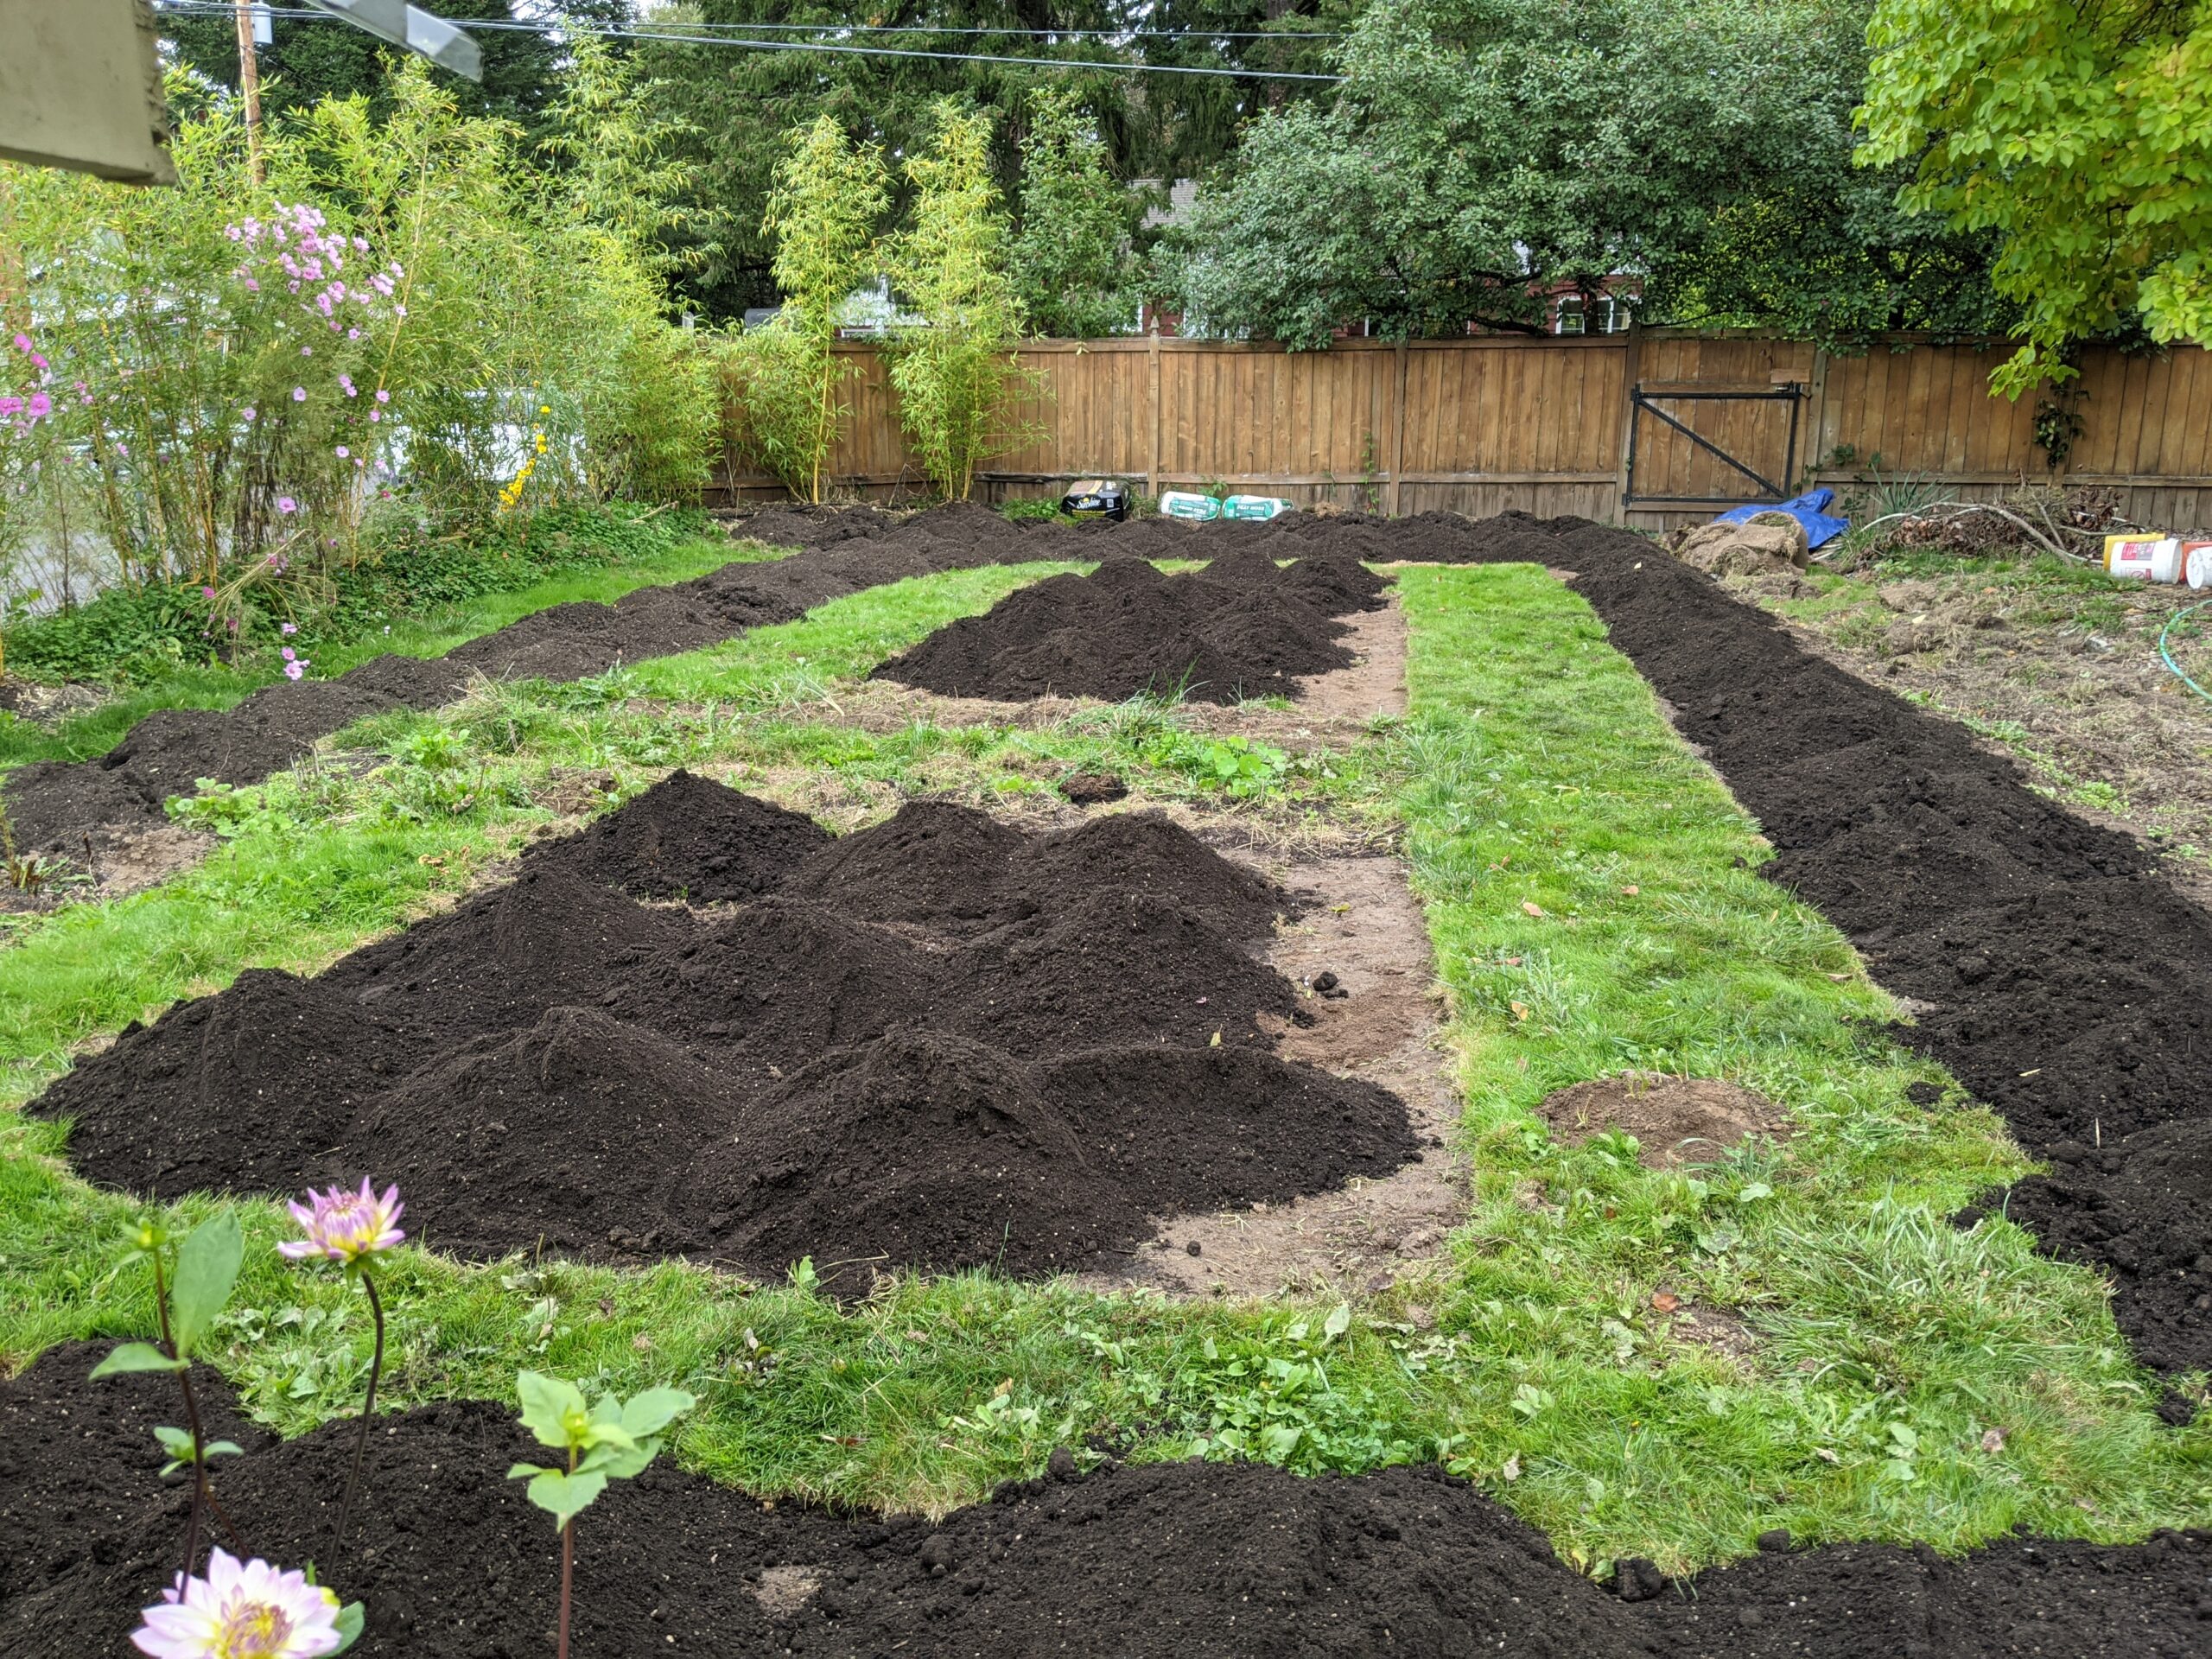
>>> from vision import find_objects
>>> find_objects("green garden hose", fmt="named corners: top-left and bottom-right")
top-left (2158, 598), bottom-right (2212, 707)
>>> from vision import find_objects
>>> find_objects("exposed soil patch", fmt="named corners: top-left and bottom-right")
top-left (1411, 512), bottom-right (2212, 1373)
top-left (1111, 854), bottom-right (1466, 1299)
top-left (873, 543), bottom-right (1391, 704)
top-left (10, 1344), bottom-right (2209, 1659)
top-left (1734, 567), bottom-right (2212, 907)
top-left (30, 782), bottom-right (1414, 1287)
top-left (1538, 1075), bottom-right (1792, 1169)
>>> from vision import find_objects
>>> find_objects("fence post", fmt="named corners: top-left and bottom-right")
top-left (1147, 327), bottom-right (1162, 498)
top-left (1387, 341), bottom-right (1408, 518)
top-left (1613, 318), bottom-right (1642, 524)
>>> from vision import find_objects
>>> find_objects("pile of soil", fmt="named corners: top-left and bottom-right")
top-left (33, 784), bottom-right (1411, 1285)
top-left (1411, 512), bottom-right (2212, 1373)
top-left (518, 767), bottom-right (831, 901)
top-left (9, 1344), bottom-right (2207, 1659)
top-left (873, 543), bottom-right (1391, 703)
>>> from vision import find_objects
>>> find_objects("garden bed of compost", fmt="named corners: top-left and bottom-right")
top-left (30, 772), bottom-right (1414, 1287)
top-left (1388, 510), bottom-right (2212, 1380)
top-left (873, 542), bottom-right (1391, 703)
top-left (2, 505), bottom-right (1443, 862)
top-left (7, 1344), bottom-right (2207, 1659)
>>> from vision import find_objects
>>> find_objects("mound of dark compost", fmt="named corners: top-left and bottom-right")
top-left (518, 767), bottom-right (830, 901)
top-left (1411, 511), bottom-right (2212, 1373)
top-left (11, 1344), bottom-right (2210, 1659)
top-left (872, 546), bottom-right (1390, 704)
top-left (31, 787), bottom-right (1406, 1284)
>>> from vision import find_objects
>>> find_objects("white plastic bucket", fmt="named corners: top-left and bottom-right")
top-left (2105, 535), bottom-right (2175, 579)
top-left (2151, 539), bottom-right (2187, 582)
top-left (2187, 543), bottom-right (2212, 591)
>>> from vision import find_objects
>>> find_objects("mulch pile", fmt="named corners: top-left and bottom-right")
top-left (7, 1344), bottom-right (2206, 1659)
top-left (873, 541), bottom-right (1392, 703)
top-left (31, 774), bottom-right (1411, 1284)
top-left (3, 504), bottom-right (1419, 854)
top-left (1390, 510), bottom-right (2212, 1376)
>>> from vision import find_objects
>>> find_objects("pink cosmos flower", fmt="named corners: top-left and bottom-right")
top-left (130, 1548), bottom-right (346, 1659)
top-left (25, 391), bottom-right (48, 419)
top-left (244, 277), bottom-right (261, 292)
top-left (281, 646), bottom-right (296, 663)
top-left (366, 410), bottom-right (379, 423)
top-left (281, 622), bottom-right (297, 636)
top-left (242, 407), bottom-right (257, 423)
top-left (200, 586), bottom-right (216, 601)
top-left (10, 333), bottom-right (28, 352)
top-left (279, 1179), bottom-right (403, 1265)
top-left (276, 497), bottom-right (297, 515)
top-left (334, 446), bottom-right (348, 460)
top-left (374, 389), bottom-right (390, 404)
top-left (292, 387), bottom-right (306, 402)
top-left (29, 353), bottom-right (46, 371)
top-left (0, 397), bottom-right (20, 419)
top-left (284, 662), bottom-right (306, 681)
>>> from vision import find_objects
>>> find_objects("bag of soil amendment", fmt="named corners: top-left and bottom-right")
top-left (1060, 479), bottom-right (1130, 521)
top-left (1223, 494), bottom-right (1294, 521)
top-left (1159, 490), bottom-right (1222, 520)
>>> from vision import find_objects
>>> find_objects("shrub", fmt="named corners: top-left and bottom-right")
top-left (885, 100), bottom-right (1033, 500)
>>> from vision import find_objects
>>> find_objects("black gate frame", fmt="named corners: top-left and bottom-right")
top-left (1623, 385), bottom-right (1802, 506)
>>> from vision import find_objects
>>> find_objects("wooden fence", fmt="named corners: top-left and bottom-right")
top-left (709, 331), bottom-right (2212, 532)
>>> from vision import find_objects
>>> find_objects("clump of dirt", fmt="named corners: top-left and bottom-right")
top-left (34, 969), bottom-right (407, 1198)
top-left (12, 1344), bottom-right (2209, 1659)
top-left (1415, 510), bottom-right (2212, 1372)
top-left (31, 786), bottom-right (1407, 1285)
top-left (2001, 1121), bottom-right (2212, 1377)
top-left (1538, 1075), bottom-right (1792, 1168)
top-left (873, 550), bottom-right (1389, 704)
top-left (519, 767), bottom-right (830, 901)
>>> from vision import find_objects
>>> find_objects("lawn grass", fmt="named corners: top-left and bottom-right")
top-left (0, 533), bottom-right (772, 770)
top-left (2, 561), bottom-right (2204, 1575)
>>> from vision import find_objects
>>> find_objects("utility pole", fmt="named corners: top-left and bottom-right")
top-left (233, 0), bottom-right (264, 186)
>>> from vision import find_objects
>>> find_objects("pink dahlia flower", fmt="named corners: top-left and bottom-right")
top-left (130, 1548), bottom-right (346, 1658)
top-left (280, 1179), bottom-right (404, 1265)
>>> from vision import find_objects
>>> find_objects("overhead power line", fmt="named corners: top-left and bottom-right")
top-left (153, 2), bottom-right (1346, 79)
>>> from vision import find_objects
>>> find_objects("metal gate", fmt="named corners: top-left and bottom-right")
top-left (1622, 384), bottom-right (1802, 507)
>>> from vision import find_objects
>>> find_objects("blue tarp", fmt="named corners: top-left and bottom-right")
top-left (1713, 487), bottom-right (1849, 550)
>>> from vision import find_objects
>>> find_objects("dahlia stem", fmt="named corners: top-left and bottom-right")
top-left (558, 1445), bottom-right (577, 1659)
top-left (149, 1249), bottom-right (213, 1577)
top-left (335, 1268), bottom-right (385, 1541)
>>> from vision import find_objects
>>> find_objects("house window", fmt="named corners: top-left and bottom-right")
top-left (1554, 294), bottom-right (1628, 335)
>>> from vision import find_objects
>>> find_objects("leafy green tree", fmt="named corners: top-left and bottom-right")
top-left (1158, 0), bottom-right (2002, 349)
top-left (1858, 0), bottom-right (2212, 395)
top-left (1012, 85), bottom-right (1139, 337)
top-left (886, 100), bottom-right (1028, 499)
top-left (639, 0), bottom-right (1344, 321)
top-left (752, 116), bottom-right (890, 501)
